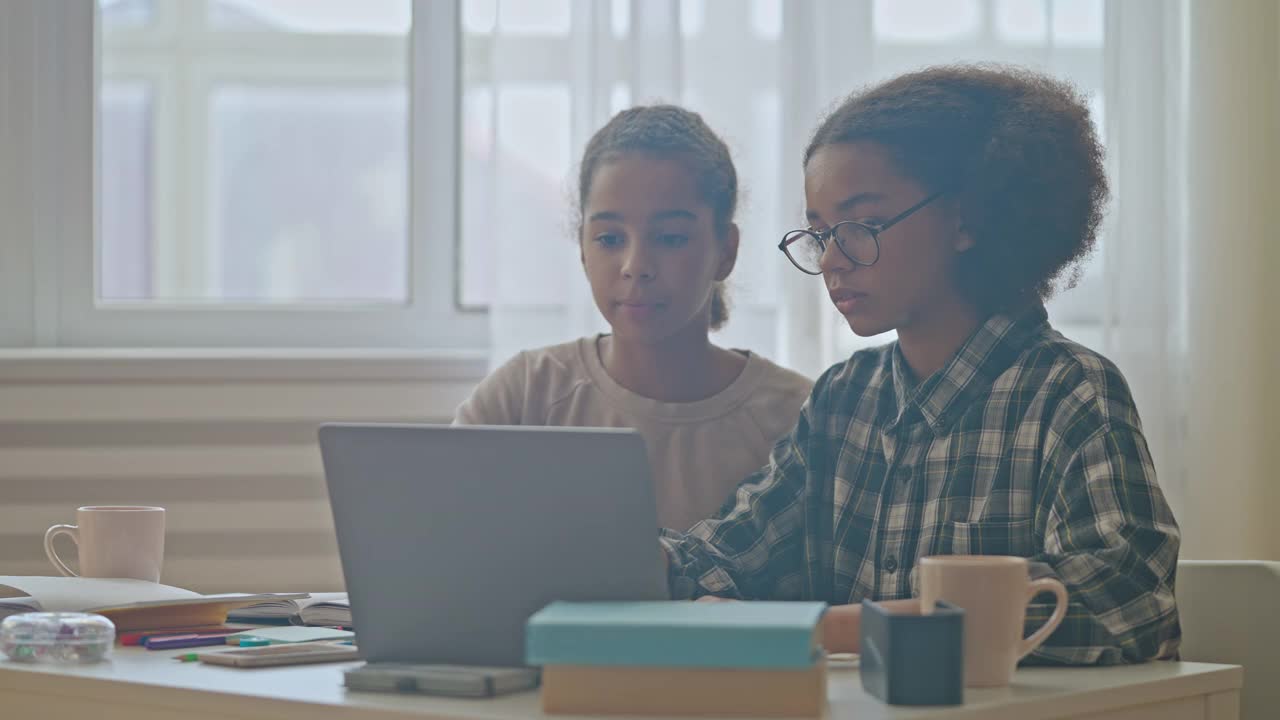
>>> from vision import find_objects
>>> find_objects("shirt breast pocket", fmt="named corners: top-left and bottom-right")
top-left (934, 519), bottom-right (1037, 558)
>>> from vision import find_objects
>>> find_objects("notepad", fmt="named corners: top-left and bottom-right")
top-left (199, 642), bottom-right (360, 668)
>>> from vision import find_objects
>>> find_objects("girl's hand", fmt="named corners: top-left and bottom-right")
top-left (823, 598), bottom-right (920, 653)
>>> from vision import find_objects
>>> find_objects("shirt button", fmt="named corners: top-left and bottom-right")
top-left (884, 556), bottom-right (898, 573)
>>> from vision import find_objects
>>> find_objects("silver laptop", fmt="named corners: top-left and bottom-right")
top-left (318, 423), bottom-right (668, 666)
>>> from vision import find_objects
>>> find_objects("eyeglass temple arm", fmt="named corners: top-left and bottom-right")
top-left (874, 189), bottom-right (948, 233)
top-left (777, 229), bottom-right (820, 249)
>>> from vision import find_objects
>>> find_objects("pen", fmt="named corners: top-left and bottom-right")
top-left (146, 634), bottom-right (235, 650)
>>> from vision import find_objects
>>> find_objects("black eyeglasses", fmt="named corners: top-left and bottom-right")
top-left (777, 190), bottom-right (946, 275)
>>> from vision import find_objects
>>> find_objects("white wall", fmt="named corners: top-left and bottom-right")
top-left (1271, 2), bottom-right (1280, 561)
top-left (1180, 0), bottom-right (1280, 561)
top-left (0, 352), bottom-right (485, 593)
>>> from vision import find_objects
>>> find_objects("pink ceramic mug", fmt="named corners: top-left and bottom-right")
top-left (918, 555), bottom-right (1068, 687)
top-left (44, 506), bottom-right (166, 582)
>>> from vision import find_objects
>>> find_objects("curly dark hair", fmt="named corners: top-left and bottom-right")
top-left (805, 64), bottom-right (1108, 312)
top-left (578, 105), bottom-right (738, 330)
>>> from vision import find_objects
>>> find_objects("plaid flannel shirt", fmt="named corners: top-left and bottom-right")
top-left (660, 305), bottom-right (1181, 665)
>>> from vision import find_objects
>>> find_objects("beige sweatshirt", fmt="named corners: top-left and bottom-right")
top-left (453, 336), bottom-right (813, 531)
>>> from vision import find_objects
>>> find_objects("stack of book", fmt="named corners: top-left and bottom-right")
top-left (228, 592), bottom-right (351, 627)
top-left (526, 600), bottom-right (828, 717)
top-left (0, 576), bottom-right (306, 632)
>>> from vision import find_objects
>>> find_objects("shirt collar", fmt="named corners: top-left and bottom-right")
top-left (889, 304), bottom-right (1050, 434)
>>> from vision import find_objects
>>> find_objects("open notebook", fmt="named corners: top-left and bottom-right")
top-left (228, 592), bottom-right (351, 627)
top-left (0, 576), bottom-right (307, 632)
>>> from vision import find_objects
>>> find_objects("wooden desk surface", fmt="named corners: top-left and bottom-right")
top-left (0, 647), bottom-right (1242, 720)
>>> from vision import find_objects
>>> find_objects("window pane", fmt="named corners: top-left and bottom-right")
top-left (100, 82), bottom-right (154, 301)
top-left (460, 83), bottom-right (570, 308)
top-left (996, 0), bottom-right (1047, 44)
top-left (99, 0), bottom-right (153, 30)
top-left (1052, 0), bottom-right (1104, 47)
top-left (460, 85), bottom-right (496, 308)
top-left (750, 0), bottom-right (781, 39)
top-left (874, 0), bottom-right (980, 42)
top-left (208, 86), bottom-right (408, 303)
top-left (209, 0), bottom-right (410, 35)
top-left (611, 0), bottom-right (630, 38)
top-left (741, 90), bottom-right (781, 301)
top-left (99, 4), bottom-right (410, 306)
top-left (464, 0), bottom-right (498, 34)
top-left (496, 87), bottom-right (570, 169)
top-left (491, 86), bottom-right (572, 306)
top-left (1090, 93), bottom-right (1106, 145)
top-left (496, 0), bottom-right (570, 35)
top-left (610, 83), bottom-right (631, 115)
top-left (681, 0), bottom-right (706, 37)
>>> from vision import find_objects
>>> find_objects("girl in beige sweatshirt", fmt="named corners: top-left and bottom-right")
top-left (455, 105), bottom-right (811, 531)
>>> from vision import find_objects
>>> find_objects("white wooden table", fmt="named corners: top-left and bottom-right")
top-left (0, 647), bottom-right (1241, 720)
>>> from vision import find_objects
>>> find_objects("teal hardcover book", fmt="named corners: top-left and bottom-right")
top-left (525, 601), bottom-right (828, 669)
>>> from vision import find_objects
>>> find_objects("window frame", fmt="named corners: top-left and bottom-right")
top-left (0, 0), bottom-right (1108, 353)
top-left (0, 0), bottom-right (484, 349)
top-left (0, 1), bottom-right (40, 347)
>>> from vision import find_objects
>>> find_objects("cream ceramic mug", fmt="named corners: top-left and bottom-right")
top-left (919, 555), bottom-right (1069, 687)
top-left (44, 506), bottom-right (166, 582)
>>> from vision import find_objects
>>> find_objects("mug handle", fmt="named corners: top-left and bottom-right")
top-left (1017, 577), bottom-right (1069, 660)
top-left (43, 524), bottom-right (80, 577)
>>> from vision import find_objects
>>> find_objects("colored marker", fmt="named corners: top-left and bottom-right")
top-left (146, 634), bottom-right (234, 650)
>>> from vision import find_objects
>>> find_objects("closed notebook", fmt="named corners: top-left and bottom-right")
top-left (541, 661), bottom-right (827, 717)
top-left (526, 601), bottom-right (827, 669)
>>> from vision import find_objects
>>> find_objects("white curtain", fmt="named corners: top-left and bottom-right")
top-left (1104, 0), bottom-right (1280, 559)
top-left (1101, 0), bottom-right (1190, 538)
top-left (1164, 0), bottom-right (1279, 559)
top-left (468, 0), bottom-right (1280, 557)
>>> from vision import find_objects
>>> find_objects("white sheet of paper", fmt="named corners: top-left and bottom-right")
top-left (0, 576), bottom-right (199, 611)
top-left (0, 577), bottom-right (308, 614)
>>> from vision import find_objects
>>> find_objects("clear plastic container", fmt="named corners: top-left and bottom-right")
top-left (1, 612), bottom-right (115, 664)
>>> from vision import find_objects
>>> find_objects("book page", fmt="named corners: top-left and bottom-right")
top-left (298, 592), bottom-right (348, 610)
top-left (0, 597), bottom-right (41, 619)
top-left (0, 576), bottom-right (200, 612)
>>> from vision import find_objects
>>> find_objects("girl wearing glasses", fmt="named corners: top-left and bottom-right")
top-left (663, 65), bottom-right (1180, 666)
top-left (455, 105), bottom-right (812, 532)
